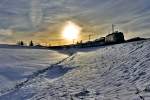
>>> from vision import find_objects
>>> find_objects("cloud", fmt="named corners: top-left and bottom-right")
top-left (0, 0), bottom-right (150, 43)
top-left (30, 0), bottom-right (43, 28)
top-left (0, 29), bottom-right (13, 36)
top-left (38, 0), bottom-right (150, 38)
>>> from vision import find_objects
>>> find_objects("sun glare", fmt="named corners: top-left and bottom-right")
top-left (62, 21), bottom-right (81, 40)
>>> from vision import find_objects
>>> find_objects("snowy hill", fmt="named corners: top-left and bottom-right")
top-left (0, 48), bottom-right (68, 93)
top-left (0, 40), bottom-right (150, 100)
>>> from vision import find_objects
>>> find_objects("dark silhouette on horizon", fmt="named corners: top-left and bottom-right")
top-left (29, 40), bottom-right (34, 46)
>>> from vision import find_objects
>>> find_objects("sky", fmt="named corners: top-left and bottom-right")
top-left (0, 0), bottom-right (150, 45)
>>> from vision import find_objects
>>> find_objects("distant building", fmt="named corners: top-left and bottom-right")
top-left (127, 37), bottom-right (146, 42)
top-left (49, 31), bottom-right (126, 49)
top-left (105, 31), bottom-right (125, 44)
top-left (95, 37), bottom-right (105, 42)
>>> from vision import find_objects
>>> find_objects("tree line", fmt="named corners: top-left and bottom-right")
top-left (17, 40), bottom-right (34, 46)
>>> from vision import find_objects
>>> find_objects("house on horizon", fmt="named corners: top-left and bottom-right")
top-left (105, 31), bottom-right (125, 44)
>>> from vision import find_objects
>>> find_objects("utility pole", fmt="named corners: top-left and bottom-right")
top-left (88, 33), bottom-right (93, 41)
top-left (112, 24), bottom-right (116, 33)
top-left (73, 39), bottom-right (75, 44)
top-left (88, 34), bottom-right (91, 41)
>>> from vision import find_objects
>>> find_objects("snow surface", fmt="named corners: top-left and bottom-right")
top-left (0, 48), bottom-right (68, 92)
top-left (0, 40), bottom-right (150, 100)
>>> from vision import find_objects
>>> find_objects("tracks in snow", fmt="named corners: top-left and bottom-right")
top-left (0, 53), bottom-right (76, 97)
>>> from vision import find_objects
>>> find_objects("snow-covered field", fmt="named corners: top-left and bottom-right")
top-left (0, 48), bottom-right (68, 92)
top-left (0, 40), bottom-right (150, 100)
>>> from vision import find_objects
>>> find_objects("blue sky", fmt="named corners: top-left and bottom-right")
top-left (0, 0), bottom-right (150, 44)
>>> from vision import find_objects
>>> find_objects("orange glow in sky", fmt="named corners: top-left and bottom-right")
top-left (62, 21), bottom-right (82, 40)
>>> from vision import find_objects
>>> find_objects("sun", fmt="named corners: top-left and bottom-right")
top-left (62, 21), bottom-right (81, 40)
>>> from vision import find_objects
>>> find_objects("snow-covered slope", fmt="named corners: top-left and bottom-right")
top-left (0, 40), bottom-right (150, 100)
top-left (0, 48), bottom-right (68, 92)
